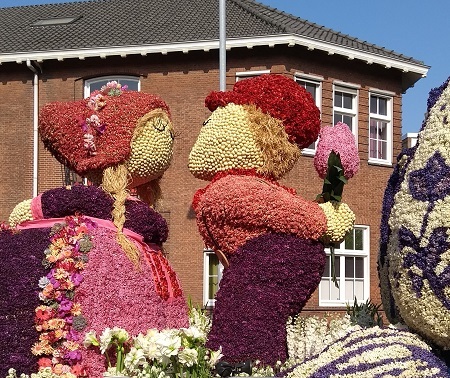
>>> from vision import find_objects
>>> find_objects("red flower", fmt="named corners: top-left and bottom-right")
top-left (37, 357), bottom-right (52, 367)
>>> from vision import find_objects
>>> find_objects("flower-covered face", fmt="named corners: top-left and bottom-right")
top-left (127, 109), bottom-right (174, 187)
top-left (188, 103), bottom-right (264, 181)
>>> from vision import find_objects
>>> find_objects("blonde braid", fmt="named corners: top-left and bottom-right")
top-left (102, 163), bottom-right (140, 267)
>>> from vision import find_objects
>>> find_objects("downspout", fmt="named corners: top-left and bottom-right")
top-left (26, 59), bottom-right (40, 197)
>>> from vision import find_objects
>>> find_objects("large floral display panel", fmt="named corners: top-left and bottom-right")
top-left (189, 74), bottom-right (359, 365)
top-left (379, 77), bottom-right (450, 349)
top-left (0, 83), bottom-right (188, 377)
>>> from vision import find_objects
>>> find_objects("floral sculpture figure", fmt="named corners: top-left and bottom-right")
top-left (380, 77), bottom-right (450, 354)
top-left (188, 74), bottom-right (358, 365)
top-left (0, 82), bottom-right (188, 377)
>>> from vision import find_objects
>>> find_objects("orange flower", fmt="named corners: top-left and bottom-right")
top-left (71, 302), bottom-right (82, 316)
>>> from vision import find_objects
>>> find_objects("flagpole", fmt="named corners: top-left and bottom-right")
top-left (219, 0), bottom-right (226, 91)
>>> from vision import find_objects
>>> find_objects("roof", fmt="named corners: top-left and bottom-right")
top-left (0, 0), bottom-right (428, 90)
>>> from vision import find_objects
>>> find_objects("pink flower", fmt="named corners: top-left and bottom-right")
top-left (314, 122), bottom-right (360, 179)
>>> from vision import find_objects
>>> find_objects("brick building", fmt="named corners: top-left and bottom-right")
top-left (0, 0), bottom-right (428, 315)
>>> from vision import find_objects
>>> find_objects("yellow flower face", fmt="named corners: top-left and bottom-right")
top-left (127, 109), bottom-right (174, 186)
top-left (188, 103), bottom-right (264, 181)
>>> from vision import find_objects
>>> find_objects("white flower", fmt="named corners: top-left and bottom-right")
top-left (111, 326), bottom-right (129, 343)
top-left (155, 330), bottom-right (182, 360)
top-left (124, 346), bottom-right (147, 369)
top-left (178, 347), bottom-right (198, 367)
top-left (99, 327), bottom-right (113, 353)
top-left (83, 330), bottom-right (100, 348)
top-left (208, 347), bottom-right (223, 368)
top-left (181, 325), bottom-right (206, 342)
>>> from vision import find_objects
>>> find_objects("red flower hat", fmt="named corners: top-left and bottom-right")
top-left (39, 91), bottom-right (171, 176)
top-left (205, 74), bottom-right (321, 148)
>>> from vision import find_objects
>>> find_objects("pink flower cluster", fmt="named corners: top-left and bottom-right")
top-left (314, 122), bottom-right (360, 179)
top-left (193, 173), bottom-right (327, 255)
top-left (33, 215), bottom-right (96, 377)
top-left (77, 227), bottom-right (188, 378)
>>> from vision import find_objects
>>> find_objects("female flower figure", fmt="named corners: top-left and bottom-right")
top-left (1, 84), bottom-right (188, 377)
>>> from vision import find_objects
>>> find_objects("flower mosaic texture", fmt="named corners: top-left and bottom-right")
top-left (281, 327), bottom-right (449, 378)
top-left (379, 76), bottom-right (450, 350)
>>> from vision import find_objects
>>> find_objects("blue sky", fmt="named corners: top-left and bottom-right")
top-left (2, 0), bottom-right (449, 134)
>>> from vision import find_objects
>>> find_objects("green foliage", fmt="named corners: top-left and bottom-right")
top-left (317, 151), bottom-right (347, 203)
top-left (346, 297), bottom-right (383, 328)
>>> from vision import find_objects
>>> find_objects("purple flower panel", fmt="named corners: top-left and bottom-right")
top-left (0, 228), bottom-right (51, 376)
top-left (206, 233), bottom-right (325, 366)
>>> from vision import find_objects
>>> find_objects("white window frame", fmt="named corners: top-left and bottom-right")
top-left (235, 69), bottom-right (271, 82)
top-left (84, 75), bottom-right (140, 98)
top-left (319, 225), bottom-right (370, 307)
top-left (368, 92), bottom-right (393, 165)
top-left (203, 249), bottom-right (224, 308)
top-left (333, 84), bottom-right (358, 142)
top-left (295, 74), bottom-right (323, 155)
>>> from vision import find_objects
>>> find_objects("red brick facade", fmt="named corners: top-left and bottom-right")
top-left (0, 44), bottom-right (404, 313)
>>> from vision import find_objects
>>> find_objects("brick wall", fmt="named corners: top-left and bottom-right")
top-left (0, 44), bottom-right (403, 313)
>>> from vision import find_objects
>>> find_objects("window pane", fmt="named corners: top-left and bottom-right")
top-left (334, 256), bottom-right (340, 277)
top-left (323, 255), bottom-right (331, 277)
top-left (334, 92), bottom-right (342, 107)
top-left (355, 229), bottom-right (363, 250)
top-left (345, 257), bottom-right (354, 278)
top-left (355, 280), bottom-right (364, 299)
top-left (370, 139), bottom-right (377, 158)
top-left (119, 79), bottom-right (139, 91)
top-left (345, 279), bottom-right (354, 301)
top-left (378, 122), bottom-right (388, 139)
top-left (343, 115), bottom-right (353, 128)
top-left (320, 280), bottom-right (330, 300)
top-left (379, 98), bottom-right (387, 116)
top-left (343, 93), bottom-right (353, 109)
top-left (345, 230), bottom-right (354, 250)
top-left (208, 276), bottom-right (218, 298)
top-left (378, 141), bottom-right (387, 159)
top-left (209, 254), bottom-right (219, 275)
top-left (330, 279), bottom-right (340, 300)
top-left (370, 96), bottom-right (377, 114)
top-left (334, 113), bottom-right (343, 125)
top-left (355, 257), bottom-right (364, 278)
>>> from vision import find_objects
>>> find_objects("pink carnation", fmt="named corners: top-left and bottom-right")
top-left (314, 122), bottom-right (360, 179)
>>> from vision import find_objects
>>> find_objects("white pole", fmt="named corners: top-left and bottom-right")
top-left (219, 0), bottom-right (226, 91)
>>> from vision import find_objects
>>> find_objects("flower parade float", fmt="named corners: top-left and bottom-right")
top-left (0, 82), bottom-right (189, 377)
top-left (379, 76), bottom-right (450, 367)
top-left (188, 74), bottom-right (359, 367)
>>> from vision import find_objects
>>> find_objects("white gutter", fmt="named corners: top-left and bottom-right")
top-left (26, 59), bottom-right (39, 198)
top-left (1, 35), bottom-right (429, 79)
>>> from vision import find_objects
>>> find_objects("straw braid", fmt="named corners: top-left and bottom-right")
top-left (102, 163), bottom-right (140, 267)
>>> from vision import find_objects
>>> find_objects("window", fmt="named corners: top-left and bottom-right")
top-left (296, 76), bottom-right (322, 154)
top-left (235, 70), bottom-right (270, 82)
top-left (319, 226), bottom-right (370, 307)
top-left (84, 76), bottom-right (140, 98)
top-left (203, 249), bottom-right (223, 307)
top-left (333, 85), bottom-right (358, 137)
top-left (369, 93), bottom-right (392, 164)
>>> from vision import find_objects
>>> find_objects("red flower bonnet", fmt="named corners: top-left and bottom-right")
top-left (39, 91), bottom-right (171, 176)
top-left (205, 74), bottom-right (321, 149)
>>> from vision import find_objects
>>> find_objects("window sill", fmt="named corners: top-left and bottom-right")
top-left (368, 159), bottom-right (393, 167)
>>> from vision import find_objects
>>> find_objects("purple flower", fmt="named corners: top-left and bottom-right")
top-left (71, 272), bottom-right (83, 286)
top-left (399, 225), bottom-right (450, 309)
top-left (408, 151), bottom-right (450, 202)
top-left (65, 349), bottom-right (82, 362)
